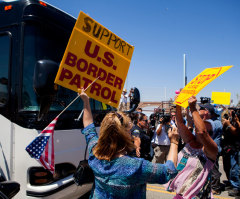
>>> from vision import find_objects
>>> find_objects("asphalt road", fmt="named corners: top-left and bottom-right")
top-left (146, 157), bottom-right (234, 199)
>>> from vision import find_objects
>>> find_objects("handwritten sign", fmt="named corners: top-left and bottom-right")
top-left (54, 11), bottom-right (134, 108)
top-left (211, 92), bottom-right (231, 105)
top-left (174, 65), bottom-right (233, 108)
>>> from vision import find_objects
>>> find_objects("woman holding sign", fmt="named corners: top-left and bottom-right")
top-left (78, 89), bottom-right (179, 199)
top-left (166, 96), bottom-right (218, 199)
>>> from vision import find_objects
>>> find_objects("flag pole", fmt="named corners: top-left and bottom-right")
top-left (56, 76), bottom-right (100, 118)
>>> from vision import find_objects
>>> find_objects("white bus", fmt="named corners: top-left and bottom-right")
top-left (0, 0), bottom-right (137, 198)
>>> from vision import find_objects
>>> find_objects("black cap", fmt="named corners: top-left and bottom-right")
top-left (199, 103), bottom-right (219, 117)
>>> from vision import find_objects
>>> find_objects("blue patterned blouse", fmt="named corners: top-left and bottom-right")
top-left (82, 123), bottom-right (178, 199)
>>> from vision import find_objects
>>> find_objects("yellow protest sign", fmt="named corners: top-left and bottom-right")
top-left (211, 92), bottom-right (231, 105)
top-left (174, 65), bottom-right (233, 108)
top-left (54, 11), bottom-right (134, 108)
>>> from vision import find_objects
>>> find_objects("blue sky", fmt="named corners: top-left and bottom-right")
top-left (47, 0), bottom-right (240, 105)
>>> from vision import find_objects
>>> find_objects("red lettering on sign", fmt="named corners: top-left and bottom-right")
top-left (97, 68), bottom-right (107, 81)
top-left (198, 74), bottom-right (216, 84)
top-left (76, 59), bottom-right (88, 72)
top-left (206, 74), bottom-right (215, 81)
top-left (101, 87), bottom-right (111, 100)
top-left (87, 63), bottom-right (98, 78)
top-left (62, 51), bottom-right (123, 92)
top-left (82, 77), bottom-right (92, 89)
top-left (102, 51), bottom-right (114, 67)
top-left (84, 40), bottom-right (100, 58)
top-left (65, 52), bottom-right (77, 67)
top-left (59, 68), bottom-right (73, 81)
top-left (90, 82), bottom-right (101, 96)
top-left (190, 76), bottom-right (201, 85)
top-left (106, 72), bottom-right (115, 86)
top-left (190, 74), bottom-right (216, 85)
top-left (110, 90), bottom-right (118, 104)
top-left (114, 76), bottom-right (123, 90)
top-left (69, 74), bottom-right (81, 88)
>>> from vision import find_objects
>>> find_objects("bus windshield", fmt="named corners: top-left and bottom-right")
top-left (22, 21), bottom-right (85, 112)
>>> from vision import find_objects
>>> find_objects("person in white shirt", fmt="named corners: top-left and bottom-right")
top-left (151, 115), bottom-right (172, 163)
top-left (119, 89), bottom-right (128, 111)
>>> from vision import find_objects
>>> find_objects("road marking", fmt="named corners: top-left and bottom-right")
top-left (147, 185), bottom-right (233, 199)
top-left (147, 185), bottom-right (165, 190)
top-left (147, 188), bottom-right (175, 195)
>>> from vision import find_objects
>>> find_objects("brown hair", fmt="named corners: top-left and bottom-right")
top-left (93, 112), bottom-right (135, 161)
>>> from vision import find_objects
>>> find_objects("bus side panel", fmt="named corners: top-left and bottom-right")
top-left (13, 120), bottom-right (93, 198)
top-left (54, 129), bottom-right (87, 166)
top-left (0, 114), bottom-right (13, 181)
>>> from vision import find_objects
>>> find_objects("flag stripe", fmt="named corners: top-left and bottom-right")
top-left (26, 117), bottom-right (58, 174)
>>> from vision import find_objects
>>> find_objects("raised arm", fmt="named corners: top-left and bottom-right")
top-left (78, 89), bottom-right (93, 128)
top-left (78, 89), bottom-right (98, 154)
top-left (167, 127), bottom-right (179, 167)
top-left (176, 105), bottom-right (195, 144)
top-left (156, 121), bottom-right (163, 136)
top-left (188, 96), bottom-right (218, 161)
top-left (186, 107), bottom-right (194, 132)
top-left (223, 117), bottom-right (240, 136)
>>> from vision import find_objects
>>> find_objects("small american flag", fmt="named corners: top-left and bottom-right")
top-left (25, 117), bottom-right (58, 174)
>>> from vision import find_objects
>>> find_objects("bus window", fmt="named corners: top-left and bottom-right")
top-left (0, 33), bottom-right (10, 107)
top-left (95, 100), bottom-right (113, 111)
top-left (95, 100), bottom-right (104, 110)
top-left (22, 21), bottom-right (84, 112)
top-left (102, 102), bottom-right (107, 110)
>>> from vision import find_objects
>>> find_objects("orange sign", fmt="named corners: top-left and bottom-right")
top-left (174, 65), bottom-right (233, 108)
top-left (54, 12), bottom-right (134, 108)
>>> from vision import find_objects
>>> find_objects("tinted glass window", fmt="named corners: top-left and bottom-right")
top-left (0, 34), bottom-right (10, 106)
top-left (95, 101), bottom-right (112, 111)
top-left (22, 22), bottom-right (84, 111)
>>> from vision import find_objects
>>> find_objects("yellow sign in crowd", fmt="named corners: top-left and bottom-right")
top-left (55, 11), bottom-right (134, 108)
top-left (174, 65), bottom-right (233, 108)
top-left (211, 91), bottom-right (231, 105)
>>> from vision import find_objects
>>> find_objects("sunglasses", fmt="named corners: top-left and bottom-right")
top-left (115, 112), bottom-right (123, 124)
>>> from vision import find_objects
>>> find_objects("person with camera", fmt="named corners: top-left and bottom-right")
top-left (222, 109), bottom-right (240, 197)
top-left (78, 89), bottom-right (179, 198)
top-left (151, 114), bottom-right (172, 164)
top-left (166, 96), bottom-right (218, 199)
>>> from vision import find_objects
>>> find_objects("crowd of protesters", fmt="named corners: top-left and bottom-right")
top-left (78, 87), bottom-right (240, 198)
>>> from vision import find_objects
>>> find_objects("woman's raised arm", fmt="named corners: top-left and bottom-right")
top-left (78, 89), bottom-right (93, 128)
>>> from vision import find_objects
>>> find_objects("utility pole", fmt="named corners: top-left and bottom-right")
top-left (183, 54), bottom-right (187, 87)
top-left (164, 87), bottom-right (167, 101)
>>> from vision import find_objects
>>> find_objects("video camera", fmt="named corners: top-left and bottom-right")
top-left (158, 114), bottom-right (171, 124)
top-left (150, 108), bottom-right (171, 124)
top-left (200, 97), bottom-right (211, 104)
